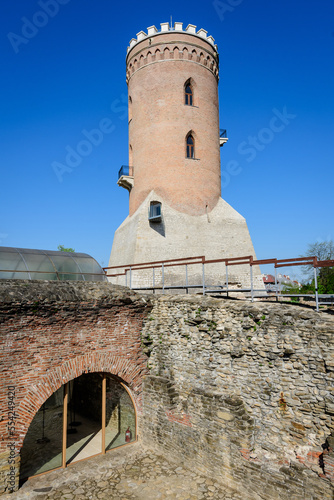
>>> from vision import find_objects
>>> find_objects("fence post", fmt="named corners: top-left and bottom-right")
top-left (185, 264), bottom-right (188, 294)
top-left (162, 263), bottom-right (165, 294)
top-left (202, 261), bottom-right (205, 296)
top-left (153, 267), bottom-right (155, 292)
top-left (125, 270), bottom-right (127, 288)
top-left (129, 266), bottom-right (132, 289)
top-left (250, 265), bottom-right (254, 302)
top-left (226, 264), bottom-right (229, 298)
top-left (314, 266), bottom-right (319, 312)
top-left (275, 268), bottom-right (278, 302)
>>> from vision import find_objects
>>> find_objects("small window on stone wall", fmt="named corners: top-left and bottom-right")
top-left (149, 201), bottom-right (162, 222)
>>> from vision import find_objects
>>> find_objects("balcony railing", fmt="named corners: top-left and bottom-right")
top-left (219, 129), bottom-right (228, 147)
top-left (118, 165), bottom-right (134, 179)
top-left (117, 165), bottom-right (134, 191)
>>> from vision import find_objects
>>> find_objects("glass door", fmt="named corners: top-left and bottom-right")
top-left (66, 374), bottom-right (102, 464)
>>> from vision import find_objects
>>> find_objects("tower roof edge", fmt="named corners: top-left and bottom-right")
top-left (127, 22), bottom-right (218, 55)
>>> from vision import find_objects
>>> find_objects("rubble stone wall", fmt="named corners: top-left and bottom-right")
top-left (141, 295), bottom-right (334, 499)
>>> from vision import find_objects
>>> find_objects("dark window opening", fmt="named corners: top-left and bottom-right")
top-left (186, 135), bottom-right (195, 159)
top-left (185, 85), bottom-right (193, 106)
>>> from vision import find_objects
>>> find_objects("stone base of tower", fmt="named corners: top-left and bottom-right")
top-left (108, 192), bottom-right (264, 293)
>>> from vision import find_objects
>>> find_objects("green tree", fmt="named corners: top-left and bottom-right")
top-left (318, 267), bottom-right (334, 294)
top-left (57, 245), bottom-right (75, 253)
top-left (302, 240), bottom-right (334, 294)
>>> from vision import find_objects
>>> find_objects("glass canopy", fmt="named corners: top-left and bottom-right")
top-left (0, 247), bottom-right (107, 282)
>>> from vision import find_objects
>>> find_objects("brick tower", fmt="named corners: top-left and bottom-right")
top-left (109, 22), bottom-right (262, 289)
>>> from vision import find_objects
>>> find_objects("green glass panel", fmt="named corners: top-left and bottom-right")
top-left (29, 272), bottom-right (58, 280)
top-left (50, 255), bottom-right (80, 273)
top-left (0, 250), bottom-right (26, 272)
top-left (20, 387), bottom-right (64, 480)
top-left (0, 271), bottom-right (30, 280)
top-left (105, 377), bottom-right (136, 451)
top-left (23, 253), bottom-right (55, 274)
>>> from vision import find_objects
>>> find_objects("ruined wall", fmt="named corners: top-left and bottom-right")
top-left (0, 281), bottom-right (150, 494)
top-left (1, 281), bottom-right (334, 499)
top-left (141, 295), bottom-right (334, 499)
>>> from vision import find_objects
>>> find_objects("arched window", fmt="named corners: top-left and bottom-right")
top-left (186, 134), bottom-right (195, 159)
top-left (20, 373), bottom-right (137, 481)
top-left (185, 84), bottom-right (193, 106)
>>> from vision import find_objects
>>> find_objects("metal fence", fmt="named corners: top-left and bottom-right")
top-left (104, 254), bottom-right (334, 311)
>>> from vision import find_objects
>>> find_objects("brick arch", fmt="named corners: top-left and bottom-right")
top-left (16, 352), bottom-right (147, 450)
top-left (163, 47), bottom-right (170, 60)
top-left (127, 44), bottom-right (218, 81)
top-left (182, 47), bottom-right (189, 60)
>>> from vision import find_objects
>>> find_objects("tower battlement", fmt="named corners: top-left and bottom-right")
top-left (127, 22), bottom-right (218, 54)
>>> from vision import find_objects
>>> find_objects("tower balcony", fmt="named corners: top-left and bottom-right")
top-left (220, 129), bottom-right (228, 147)
top-left (118, 165), bottom-right (134, 191)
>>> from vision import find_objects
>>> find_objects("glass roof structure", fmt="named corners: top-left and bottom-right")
top-left (0, 247), bottom-right (107, 282)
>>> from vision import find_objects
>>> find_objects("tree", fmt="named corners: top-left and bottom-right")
top-left (318, 267), bottom-right (334, 294)
top-left (305, 240), bottom-right (334, 262)
top-left (302, 240), bottom-right (334, 294)
top-left (57, 245), bottom-right (75, 253)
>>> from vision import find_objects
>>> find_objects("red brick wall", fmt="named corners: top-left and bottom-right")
top-left (126, 32), bottom-right (221, 217)
top-left (0, 281), bottom-right (150, 458)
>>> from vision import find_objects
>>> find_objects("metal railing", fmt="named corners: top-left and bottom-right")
top-left (118, 165), bottom-right (134, 179)
top-left (103, 254), bottom-right (334, 312)
top-left (220, 129), bottom-right (227, 138)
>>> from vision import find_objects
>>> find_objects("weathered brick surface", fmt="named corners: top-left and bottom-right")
top-left (126, 31), bottom-right (220, 217)
top-left (141, 295), bottom-right (334, 499)
top-left (0, 280), bottom-right (150, 493)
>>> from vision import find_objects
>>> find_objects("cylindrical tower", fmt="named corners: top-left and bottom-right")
top-left (126, 23), bottom-right (221, 216)
top-left (109, 22), bottom-right (263, 294)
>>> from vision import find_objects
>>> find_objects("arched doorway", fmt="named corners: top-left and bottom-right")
top-left (20, 373), bottom-right (136, 481)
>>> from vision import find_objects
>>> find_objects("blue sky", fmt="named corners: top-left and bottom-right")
top-left (1, 0), bottom-right (333, 279)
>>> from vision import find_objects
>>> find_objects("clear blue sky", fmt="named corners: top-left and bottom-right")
top-left (1, 0), bottom-right (333, 276)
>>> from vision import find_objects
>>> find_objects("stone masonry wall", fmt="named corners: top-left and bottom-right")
top-left (0, 280), bottom-right (150, 494)
top-left (2, 280), bottom-right (334, 498)
top-left (140, 295), bottom-right (334, 499)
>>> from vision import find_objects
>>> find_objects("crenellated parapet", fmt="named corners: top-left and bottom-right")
top-left (127, 22), bottom-right (218, 54)
top-left (126, 22), bottom-right (219, 83)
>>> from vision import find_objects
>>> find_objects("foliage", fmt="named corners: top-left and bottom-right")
top-left (301, 240), bottom-right (334, 294)
top-left (305, 240), bottom-right (334, 261)
top-left (57, 245), bottom-right (75, 253)
top-left (302, 240), bottom-right (334, 279)
top-left (282, 283), bottom-right (300, 294)
top-left (282, 283), bottom-right (301, 302)
top-left (317, 267), bottom-right (334, 294)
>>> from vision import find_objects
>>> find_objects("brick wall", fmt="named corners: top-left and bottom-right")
top-left (0, 280), bottom-right (150, 493)
top-left (126, 31), bottom-right (221, 217)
